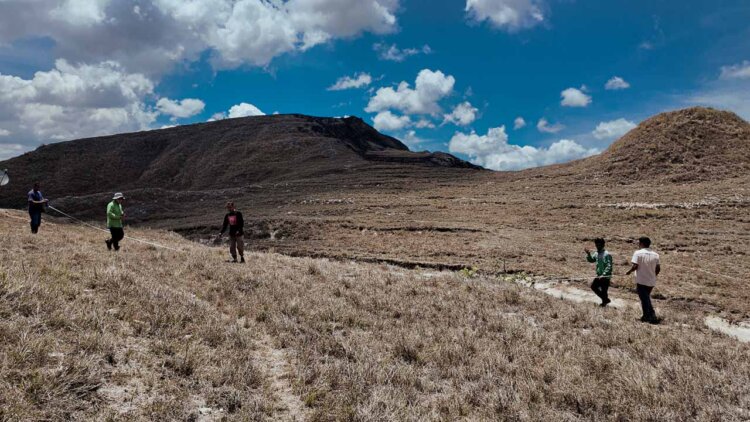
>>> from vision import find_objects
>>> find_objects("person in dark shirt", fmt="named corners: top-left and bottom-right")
top-left (27, 182), bottom-right (48, 234)
top-left (219, 201), bottom-right (245, 263)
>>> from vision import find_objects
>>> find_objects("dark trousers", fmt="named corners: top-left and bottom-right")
top-left (591, 277), bottom-right (610, 303)
top-left (229, 233), bottom-right (244, 259)
top-left (29, 211), bottom-right (42, 233)
top-left (637, 284), bottom-right (657, 321)
top-left (109, 227), bottom-right (125, 250)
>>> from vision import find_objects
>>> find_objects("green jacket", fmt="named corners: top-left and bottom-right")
top-left (107, 201), bottom-right (124, 228)
top-left (586, 250), bottom-right (613, 277)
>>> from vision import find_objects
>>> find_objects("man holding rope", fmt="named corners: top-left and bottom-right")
top-left (106, 193), bottom-right (126, 251)
top-left (585, 238), bottom-right (613, 307)
top-left (27, 182), bottom-right (48, 234)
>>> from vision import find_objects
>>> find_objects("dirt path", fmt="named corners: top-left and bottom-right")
top-left (506, 274), bottom-right (750, 343)
top-left (253, 332), bottom-right (309, 421)
top-left (110, 264), bottom-right (310, 421)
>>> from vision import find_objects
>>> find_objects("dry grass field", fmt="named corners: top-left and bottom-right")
top-left (2, 209), bottom-right (749, 421)
top-left (172, 168), bottom-right (750, 323)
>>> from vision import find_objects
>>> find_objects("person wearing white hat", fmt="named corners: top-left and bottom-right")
top-left (106, 192), bottom-right (126, 251)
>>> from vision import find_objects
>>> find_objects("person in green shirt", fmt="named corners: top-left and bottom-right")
top-left (105, 192), bottom-right (126, 251)
top-left (585, 238), bottom-right (613, 307)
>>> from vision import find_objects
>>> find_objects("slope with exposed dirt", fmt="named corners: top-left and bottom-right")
top-left (573, 107), bottom-right (750, 182)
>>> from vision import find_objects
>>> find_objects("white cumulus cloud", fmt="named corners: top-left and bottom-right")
top-left (513, 116), bottom-right (526, 129)
top-left (0, 59), bottom-right (156, 147)
top-left (561, 87), bottom-right (592, 107)
top-left (720, 61), bottom-right (750, 80)
top-left (605, 76), bottom-right (630, 90)
top-left (0, 0), bottom-right (402, 74)
top-left (372, 111), bottom-right (411, 131)
top-left (365, 69), bottom-right (455, 115)
top-left (592, 118), bottom-right (636, 140)
top-left (400, 130), bottom-right (427, 148)
top-left (207, 102), bottom-right (265, 121)
top-left (465, 0), bottom-right (545, 32)
top-left (537, 117), bottom-right (564, 134)
top-left (449, 125), bottom-right (598, 170)
top-left (0, 143), bottom-right (27, 160)
top-left (443, 101), bottom-right (478, 126)
top-left (415, 119), bottom-right (435, 129)
top-left (51, 0), bottom-right (111, 26)
top-left (328, 73), bottom-right (372, 91)
top-left (228, 102), bottom-right (265, 118)
top-left (156, 97), bottom-right (206, 119)
top-left (373, 43), bottom-right (431, 62)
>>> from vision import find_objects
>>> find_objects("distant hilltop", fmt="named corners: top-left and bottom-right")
top-left (0, 114), bottom-right (480, 208)
top-left (575, 107), bottom-right (750, 183)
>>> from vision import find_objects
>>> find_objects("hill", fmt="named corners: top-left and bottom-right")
top-left (575, 107), bottom-right (750, 182)
top-left (1, 210), bottom-right (748, 420)
top-left (0, 114), bottom-right (479, 209)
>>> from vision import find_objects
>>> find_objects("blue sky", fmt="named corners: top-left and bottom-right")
top-left (0, 0), bottom-right (748, 169)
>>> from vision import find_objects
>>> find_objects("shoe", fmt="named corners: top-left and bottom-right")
top-left (240, 256), bottom-right (245, 263)
top-left (647, 317), bottom-right (661, 325)
top-left (639, 316), bottom-right (648, 322)
top-left (600, 298), bottom-right (611, 307)
top-left (105, 239), bottom-right (112, 250)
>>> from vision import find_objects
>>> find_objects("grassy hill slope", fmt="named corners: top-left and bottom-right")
top-left (1, 210), bottom-right (749, 421)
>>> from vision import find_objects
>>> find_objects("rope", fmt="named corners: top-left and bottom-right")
top-left (668, 264), bottom-right (745, 283)
top-left (47, 205), bottom-right (183, 252)
top-left (33, 207), bottom-right (750, 283)
top-left (499, 265), bottom-right (745, 285)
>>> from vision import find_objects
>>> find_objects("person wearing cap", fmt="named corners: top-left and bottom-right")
top-left (27, 181), bottom-right (49, 234)
top-left (106, 193), bottom-right (126, 251)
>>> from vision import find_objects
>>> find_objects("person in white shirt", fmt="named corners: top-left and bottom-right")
top-left (626, 237), bottom-right (661, 324)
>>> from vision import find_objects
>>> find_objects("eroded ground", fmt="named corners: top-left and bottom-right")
top-left (2, 210), bottom-right (749, 421)
top-left (160, 169), bottom-right (750, 321)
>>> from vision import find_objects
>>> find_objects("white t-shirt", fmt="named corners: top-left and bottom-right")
top-left (632, 248), bottom-right (660, 287)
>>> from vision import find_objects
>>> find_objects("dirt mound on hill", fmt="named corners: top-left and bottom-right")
top-left (583, 107), bottom-right (750, 182)
top-left (0, 114), bottom-right (479, 209)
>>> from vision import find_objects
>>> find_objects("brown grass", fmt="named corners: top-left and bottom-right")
top-left (2, 210), bottom-right (749, 421)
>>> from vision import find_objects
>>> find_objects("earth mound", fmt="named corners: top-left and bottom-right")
top-left (583, 107), bottom-right (750, 182)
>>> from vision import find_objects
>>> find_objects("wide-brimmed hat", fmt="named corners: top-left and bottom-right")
top-left (113, 192), bottom-right (125, 200)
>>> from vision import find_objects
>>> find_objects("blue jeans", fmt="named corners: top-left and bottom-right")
top-left (637, 284), bottom-right (656, 321)
top-left (29, 211), bottom-right (42, 233)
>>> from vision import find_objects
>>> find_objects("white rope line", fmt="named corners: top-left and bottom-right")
top-left (26, 208), bottom-right (750, 283)
top-left (494, 274), bottom-right (612, 282)
top-left (505, 265), bottom-right (746, 284)
top-left (47, 205), bottom-right (183, 252)
top-left (668, 264), bottom-right (745, 282)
